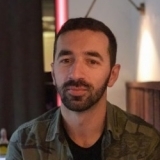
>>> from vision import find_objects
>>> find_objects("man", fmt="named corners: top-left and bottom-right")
top-left (6, 17), bottom-right (160, 159)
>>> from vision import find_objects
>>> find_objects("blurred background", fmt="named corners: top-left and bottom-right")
top-left (0, 0), bottom-right (160, 137)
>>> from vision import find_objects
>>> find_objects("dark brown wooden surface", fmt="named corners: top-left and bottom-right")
top-left (126, 82), bottom-right (160, 90)
top-left (126, 82), bottom-right (160, 132)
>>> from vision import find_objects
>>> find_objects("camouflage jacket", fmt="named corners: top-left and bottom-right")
top-left (6, 102), bottom-right (160, 160)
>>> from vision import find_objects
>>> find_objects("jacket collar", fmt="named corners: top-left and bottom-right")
top-left (107, 101), bottom-right (126, 140)
top-left (45, 108), bottom-right (62, 142)
top-left (45, 101), bottom-right (125, 142)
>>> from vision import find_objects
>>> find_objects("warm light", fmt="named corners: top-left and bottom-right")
top-left (43, 32), bottom-right (55, 72)
top-left (55, 0), bottom-right (68, 33)
top-left (137, 18), bottom-right (159, 81)
top-left (55, 0), bottom-right (68, 106)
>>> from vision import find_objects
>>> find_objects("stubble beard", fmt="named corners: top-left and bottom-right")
top-left (56, 77), bottom-right (110, 112)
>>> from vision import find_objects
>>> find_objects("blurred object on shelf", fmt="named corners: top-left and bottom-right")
top-left (0, 128), bottom-right (8, 157)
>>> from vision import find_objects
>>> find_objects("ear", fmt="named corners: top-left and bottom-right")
top-left (107, 64), bottom-right (121, 87)
top-left (51, 62), bottom-right (56, 86)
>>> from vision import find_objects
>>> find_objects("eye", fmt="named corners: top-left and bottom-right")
top-left (88, 59), bottom-right (100, 65)
top-left (90, 60), bottom-right (98, 64)
top-left (60, 58), bottom-right (70, 63)
top-left (59, 57), bottom-right (74, 66)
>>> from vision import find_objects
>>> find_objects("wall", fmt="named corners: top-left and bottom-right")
top-left (68, 0), bottom-right (137, 110)
top-left (133, 0), bottom-right (160, 81)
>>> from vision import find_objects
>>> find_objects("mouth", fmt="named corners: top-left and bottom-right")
top-left (66, 86), bottom-right (88, 96)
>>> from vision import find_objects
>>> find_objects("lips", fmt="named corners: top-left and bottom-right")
top-left (66, 86), bottom-right (87, 96)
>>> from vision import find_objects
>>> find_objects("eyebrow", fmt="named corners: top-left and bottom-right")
top-left (56, 50), bottom-right (103, 61)
top-left (84, 51), bottom-right (103, 61)
top-left (57, 50), bottom-right (73, 60)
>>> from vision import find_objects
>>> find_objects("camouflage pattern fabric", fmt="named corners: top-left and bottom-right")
top-left (6, 102), bottom-right (160, 160)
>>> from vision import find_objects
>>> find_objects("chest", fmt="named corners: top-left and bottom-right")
top-left (20, 138), bottom-right (149, 160)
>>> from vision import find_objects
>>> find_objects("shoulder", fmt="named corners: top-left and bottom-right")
top-left (108, 102), bottom-right (159, 133)
top-left (112, 103), bottom-right (159, 134)
top-left (10, 107), bottom-right (60, 143)
top-left (108, 102), bottom-right (160, 157)
top-left (108, 103), bottom-right (158, 130)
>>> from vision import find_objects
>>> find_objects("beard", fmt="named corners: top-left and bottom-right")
top-left (56, 76), bottom-right (110, 112)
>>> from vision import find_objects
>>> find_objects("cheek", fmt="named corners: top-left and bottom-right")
top-left (54, 70), bottom-right (67, 86)
top-left (93, 71), bottom-right (110, 86)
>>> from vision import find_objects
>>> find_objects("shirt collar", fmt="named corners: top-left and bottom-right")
top-left (45, 101), bottom-right (124, 142)
top-left (106, 101), bottom-right (126, 140)
top-left (45, 108), bottom-right (62, 142)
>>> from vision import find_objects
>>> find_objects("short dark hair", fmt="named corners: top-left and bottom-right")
top-left (53, 17), bottom-right (117, 67)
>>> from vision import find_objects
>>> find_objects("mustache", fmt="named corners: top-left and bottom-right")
top-left (62, 79), bottom-right (92, 89)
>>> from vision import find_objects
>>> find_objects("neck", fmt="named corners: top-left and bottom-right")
top-left (60, 96), bottom-right (107, 148)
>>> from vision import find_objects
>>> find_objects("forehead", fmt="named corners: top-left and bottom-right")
top-left (56, 30), bottom-right (109, 57)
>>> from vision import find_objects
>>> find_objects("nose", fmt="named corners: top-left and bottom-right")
top-left (68, 60), bottom-right (85, 80)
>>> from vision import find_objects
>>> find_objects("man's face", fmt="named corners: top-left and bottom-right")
top-left (52, 30), bottom-right (119, 112)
